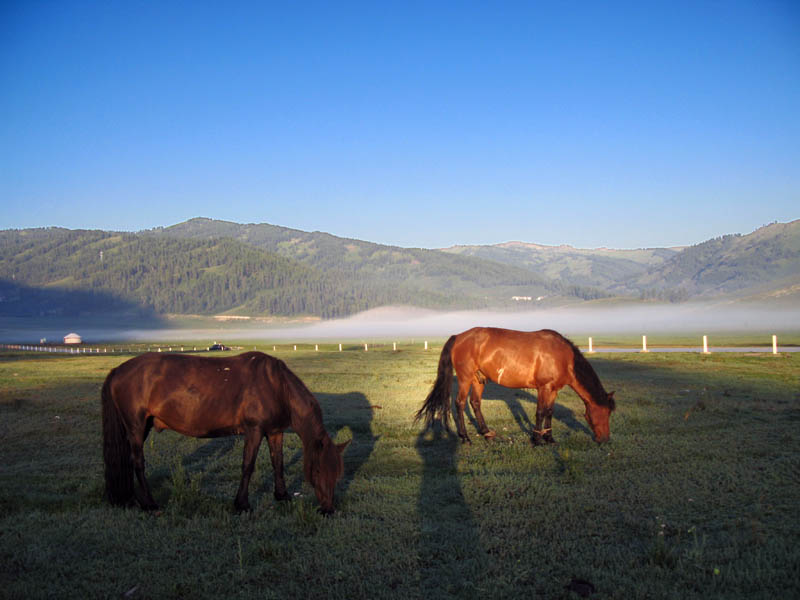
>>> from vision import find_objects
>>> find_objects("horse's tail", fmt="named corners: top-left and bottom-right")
top-left (101, 370), bottom-right (134, 506)
top-left (415, 335), bottom-right (457, 429)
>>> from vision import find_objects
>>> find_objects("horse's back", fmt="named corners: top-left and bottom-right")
top-left (453, 327), bottom-right (576, 387)
top-left (105, 351), bottom-right (285, 437)
top-left (111, 350), bottom-right (269, 378)
top-left (455, 327), bottom-right (572, 354)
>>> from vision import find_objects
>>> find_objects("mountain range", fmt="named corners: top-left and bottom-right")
top-left (443, 219), bottom-right (800, 302)
top-left (1, 218), bottom-right (798, 320)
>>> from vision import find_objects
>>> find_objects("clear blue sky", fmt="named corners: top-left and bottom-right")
top-left (1, 1), bottom-right (798, 249)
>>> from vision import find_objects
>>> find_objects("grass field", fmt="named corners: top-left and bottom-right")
top-left (1, 344), bottom-right (798, 599)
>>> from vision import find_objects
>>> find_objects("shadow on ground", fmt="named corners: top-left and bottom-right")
top-left (457, 378), bottom-right (591, 442)
top-left (416, 423), bottom-right (489, 596)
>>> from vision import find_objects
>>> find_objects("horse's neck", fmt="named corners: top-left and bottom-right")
top-left (568, 369), bottom-right (599, 407)
top-left (570, 381), bottom-right (595, 407)
top-left (570, 355), bottom-right (605, 404)
top-left (287, 392), bottom-right (328, 449)
top-left (293, 418), bottom-right (328, 449)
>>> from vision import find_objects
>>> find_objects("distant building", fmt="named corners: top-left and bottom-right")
top-left (63, 333), bottom-right (82, 344)
top-left (512, 296), bottom-right (533, 301)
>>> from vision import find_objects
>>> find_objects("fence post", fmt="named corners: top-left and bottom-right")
top-left (772, 335), bottom-right (778, 355)
top-left (641, 335), bottom-right (648, 353)
top-left (315, 344), bottom-right (319, 352)
top-left (702, 335), bottom-right (710, 354)
top-left (588, 337), bottom-right (594, 353)
top-left (393, 342), bottom-right (397, 351)
top-left (424, 341), bottom-right (428, 350)
top-left (339, 343), bottom-right (342, 352)
top-left (364, 343), bottom-right (368, 352)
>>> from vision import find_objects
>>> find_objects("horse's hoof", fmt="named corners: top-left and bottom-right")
top-left (141, 502), bottom-right (160, 512)
top-left (460, 436), bottom-right (472, 445)
top-left (274, 492), bottom-right (291, 502)
top-left (530, 436), bottom-right (545, 447)
top-left (234, 501), bottom-right (251, 513)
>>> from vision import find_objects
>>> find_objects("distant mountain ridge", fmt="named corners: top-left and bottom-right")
top-left (618, 220), bottom-right (800, 299)
top-left (0, 220), bottom-right (605, 319)
top-left (1, 218), bottom-right (797, 319)
top-left (152, 217), bottom-right (608, 301)
top-left (442, 240), bottom-right (683, 291)
top-left (444, 220), bottom-right (800, 302)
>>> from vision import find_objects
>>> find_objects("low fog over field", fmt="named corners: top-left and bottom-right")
top-left (115, 302), bottom-right (800, 343)
top-left (250, 303), bottom-right (800, 340)
top-left (5, 303), bottom-right (797, 345)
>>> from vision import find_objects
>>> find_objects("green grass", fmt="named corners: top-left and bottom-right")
top-left (1, 346), bottom-right (798, 598)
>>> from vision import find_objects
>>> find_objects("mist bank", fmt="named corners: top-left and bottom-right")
top-left (127, 302), bottom-right (799, 342)
top-left (3, 302), bottom-right (798, 344)
top-left (243, 303), bottom-right (800, 340)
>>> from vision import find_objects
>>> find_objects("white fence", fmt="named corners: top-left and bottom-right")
top-left (1, 335), bottom-right (797, 355)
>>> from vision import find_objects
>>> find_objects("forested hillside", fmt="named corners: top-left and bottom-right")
top-left (442, 220), bottom-right (800, 301)
top-left (0, 229), bottom-right (342, 317)
top-left (617, 220), bottom-right (800, 298)
top-left (152, 218), bottom-right (607, 302)
top-left (0, 225), bottom-right (597, 318)
top-left (2, 218), bottom-right (796, 320)
top-left (0, 229), bottom-right (441, 318)
top-left (442, 241), bottom-right (679, 289)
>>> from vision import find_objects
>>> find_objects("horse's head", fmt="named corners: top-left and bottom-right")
top-left (584, 391), bottom-right (615, 443)
top-left (307, 437), bottom-right (350, 515)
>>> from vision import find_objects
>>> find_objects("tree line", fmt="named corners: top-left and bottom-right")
top-left (0, 229), bottom-right (502, 318)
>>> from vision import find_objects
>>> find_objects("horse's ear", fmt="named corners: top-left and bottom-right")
top-left (607, 391), bottom-right (616, 411)
top-left (336, 439), bottom-right (351, 454)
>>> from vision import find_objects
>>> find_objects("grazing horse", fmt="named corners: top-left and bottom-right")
top-left (415, 328), bottom-right (615, 444)
top-left (102, 351), bottom-right (349, 515)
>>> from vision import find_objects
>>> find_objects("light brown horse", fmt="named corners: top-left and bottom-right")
top-left (415, 328), bottom-right (615, 444)
top-left (102, 351), bottom-right (349, 515)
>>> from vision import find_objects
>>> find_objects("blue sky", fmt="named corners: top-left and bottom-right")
top-left (1, 1), bottom-right (798, 249)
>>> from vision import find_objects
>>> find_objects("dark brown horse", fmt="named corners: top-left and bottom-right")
top-left (102, 351), bottom-right (349, 515)
top-left (416, 328), bottom-right (615, 444)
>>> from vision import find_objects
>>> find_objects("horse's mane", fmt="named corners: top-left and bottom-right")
top-left (272, 358), bottom-right (326, 436)
top-left (271, 357), bottom-right (329, 481)
top-left (551, 331), bottom-right (615, 410)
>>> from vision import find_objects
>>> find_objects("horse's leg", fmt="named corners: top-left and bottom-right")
top-left (130, 420), bottom-right (158, 510)
top-left (234, 428), bottom-right (264, 512)
top-left (532, 385), bottom-right (557, 446)
top-left (542, 389), bottom-right (558, 444)
top-left (454, 378), bottom-right (472, 444)
top-left (469, 378), bottom-right (495, 439)
top-left (266, 432), bottom-right (290, 501)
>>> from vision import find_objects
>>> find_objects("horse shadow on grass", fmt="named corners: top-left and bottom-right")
top-left (416, 423), bottom-right (490, 596)
top-left (258, 391), bottom-right (377, 505)
top-left (147, 391), bottom-right (377, 510)
top-left (460, 379), bottom-right (591, 441)
top-left (314, 391), bottom-right (378, 498)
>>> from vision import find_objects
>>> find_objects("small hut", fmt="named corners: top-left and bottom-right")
top-left (63, 332), bottom-right (82, 345)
